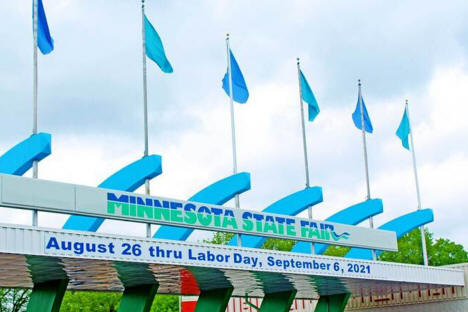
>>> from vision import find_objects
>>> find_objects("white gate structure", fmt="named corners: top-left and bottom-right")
top-left (0, 174), bottom-right (464, 312)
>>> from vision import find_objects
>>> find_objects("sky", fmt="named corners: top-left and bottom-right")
top-left (0, 0), bottom-right (467, 249)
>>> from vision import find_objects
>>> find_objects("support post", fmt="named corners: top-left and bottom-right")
top-left (141, 0), bottom-right (152, 239)
top-left (32, 0), bottom-right (39, 227)
top-left (118, 284), bottom-right (158, 312)
top-left (26, 279), bottom-right (69, 312)
top-left (259, 290), bottom-right (297, 312)
top-left (314, 293), bottom-right (350, 312)
top-left (194, 287), bottom-right (233, 312)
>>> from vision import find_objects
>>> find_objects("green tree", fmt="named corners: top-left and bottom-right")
top-left (149, 295), bottom-right (179, 312)
top-left (205, 229), bottom-right (468, 267)
top-left (379, 229), bottom-right (468, 266)
top-left (323, 245), bottom-right (350, 257)
top-left (203, 232), bottom-right (234, 245)
top-left (261, 238), bottom-right (295, 252)
top-left (204, 232), bottom-right (295, 251)
top-left (0, 288), bottom-right (30, 312)
top-left (59, 291), bottom-right (180, 312)
top-left (60, 291), bottom-right (121, 312)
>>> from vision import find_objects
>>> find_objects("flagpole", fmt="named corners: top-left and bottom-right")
top-left (141, 0), bottom-right (151, 238)
top-left (357, 80), bottom-right (376, 260)
top-left (226, 34), bottom-right (241, 247)
top-left (405, 99), bottom-right (429, 266)
top-left (296, 58), bottom-right (315, 254)
top-left (32, 0), bottom-right (39, 227)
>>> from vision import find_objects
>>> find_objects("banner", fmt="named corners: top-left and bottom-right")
top-left (0, 174), bottom-right (397, 251)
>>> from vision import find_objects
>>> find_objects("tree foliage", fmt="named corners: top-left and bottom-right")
top-left (58, 291), bottom-right (180, 312)
top-left (206, 229), bottom-right (468, 267)
top-left (60, 291), bottom-right (121, 312)
top-left (379, 229), bottom-right (468, 266)
top-left (0, 289), bottom-right (29, 312)
top-left (149, 295), bottom-right (179, 312)
top-left (261, 238), bottom-right (295, 252)
top-left (203, 232), bottom-right (234, 245)
top-left (203, 233), bottom-right (295, 251)
top-left (323, 245), bottom-right (350, 257)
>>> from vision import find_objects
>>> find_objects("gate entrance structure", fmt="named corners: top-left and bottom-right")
top-left (0, 174), bottom-right (464, 312)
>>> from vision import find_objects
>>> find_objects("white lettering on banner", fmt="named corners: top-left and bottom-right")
top-left (44, 233), bottom-right (381, 279)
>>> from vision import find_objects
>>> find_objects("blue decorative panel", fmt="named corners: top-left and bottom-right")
top-left (63, 155), bottom-right (162, 232)
top-left (345, 209), bottom-right (434, 259)
top-left (292, 199), bottom-right (383, 254)
top-left (0, 133), bottom-right (51, 175)
top-left (228, 187), bottom-right (323, 247)
top-left (153, 172), bottom-right (251, 240)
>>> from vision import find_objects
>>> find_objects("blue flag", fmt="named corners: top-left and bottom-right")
top-left (37, 0), bottom-right (54, 55)
top-left (299, 70), bottom-right (320, 122)
top-left (352, 88), bottom-right (373, 133)
top-left (222, 49), bottom-right (249, 103)
top-left (144, 15), bottom-right (173, 73)
top-left (396, 107), bottom-right (411, 150)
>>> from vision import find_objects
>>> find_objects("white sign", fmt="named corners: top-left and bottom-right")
top-left (39, 231), bottom-right (464, 286)
top-left (0, 174), bottom-right (397, 251)
top-left (43, 232), bottom-right (378, 278)
top-left (0, 224), bottom-right (464, 287)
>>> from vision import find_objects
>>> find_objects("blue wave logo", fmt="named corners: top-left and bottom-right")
top-left (331, 231), bottom-right (350, 241)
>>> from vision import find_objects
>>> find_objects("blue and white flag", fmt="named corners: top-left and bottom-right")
top-left (37, 0), bottom-right (54, 54)
top-left (144, 15), bottom-right (173, 73)
top-left (222, 49), bottom-right (249, 103)
top-left (396, 106), bottom-right (411, 150)
top-left (299, 70), bottom-right (320, 122)
top-left (352, 87), bottom-right (373, 133)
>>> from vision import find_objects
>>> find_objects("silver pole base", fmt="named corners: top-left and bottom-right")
top-left (146, 223), bottom-right (151, 238)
